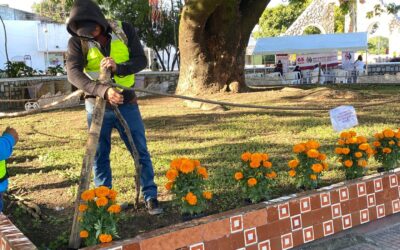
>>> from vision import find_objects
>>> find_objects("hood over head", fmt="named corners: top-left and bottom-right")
top-left (67, 0), bottom-right (110, 38)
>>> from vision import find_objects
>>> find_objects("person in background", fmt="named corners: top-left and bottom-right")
top-left (273, 60), bottom-right (283, 75)
top-left (0, 127), bottom-right (19, 212)
top-left (150, 58), bottom-right (160, 71)
top-left (353, 55), bottom-right (365, 83)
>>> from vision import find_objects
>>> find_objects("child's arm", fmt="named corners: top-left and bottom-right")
top-left (0, 127), bottom-right (17, 161)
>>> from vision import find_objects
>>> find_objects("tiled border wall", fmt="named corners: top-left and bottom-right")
top-left (1, 169), bottom-right (399, 250)
top-left (85, 169), bottom-right (400, 250)
top-left (0, 214), bottom-right (36, 250)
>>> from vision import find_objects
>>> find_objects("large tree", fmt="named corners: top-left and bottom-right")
top-left (176, 0), bottom-right (271, 95)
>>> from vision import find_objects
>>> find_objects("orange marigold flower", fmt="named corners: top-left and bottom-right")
top-left (338, 139), bottom-right (345, 145)
top-left (293, 143), bottom-right (306, 153)
top-left (389, 140), bottom-right (395, 145)
top-left (96, 197), bottom-right (109, 207)
top-left (288, 170), bottom-right (296, 177)
top-left (347, 137), bottom-right (358, 144)
top-left (322, 162), bottom-right (329, 170)
top-left (374, 133), bottom-right (384, 139)
top-left (354, 152), bottom-right (363, 158)
top-left (108, 189), bottom-right (117, 200)
top-left (165, 181), bottom-right (173, 190)
top-left (170, 158), bottom-right (183, 170)
top-left (318, 153), bottom-right (327, 161)
top-left (107, 204), bottom-right (121, 213)
top-left (288, 159), bottom-right (300, 168)
top-left (307, 149), bottom-right (319, 158)
top-left (342, 148), bottom-right (351, 155)
top-left (310, 174), bottom-right (317, 180)
top-left (335, 147), bottom-right (343, 154)
top-left (247, 178), bottom-right (257, 187)
top-left (197, 167), bottom-right (208, 179)
top-left (357, 136), bottom-right (367, 144)
top-left (95, 186), bottom-right (110, 198)
top-left (306, 140), bottom-right (320, 150)
top-left (193, 160), bottom-right (201, 167)
top-left (202, 191), bottom-right (212, 200)
top-left (359, 143), bottom-right (370, 151)
top-left (261, 153), bottom-right (269, 161)
top-left (241, 152), bottom-right (252, 162)
top-left (249, 160), bottom-right (261, 168)
top-left (383, 129), bottom-right (395, 138)
top-left (396, 132), bottom-right (400, 139)
top-left (358, 159), bottom-right (368, 168)
top-left (234, 172), bottom-right (244, 180)
top-left (251, 153), bottom-right (263, 163)
top-left (180, 159), bottom-right (195, 173)
top-left (266, 171), bottom-right (277, 179)
top-left (349, 131), bottom-right (357, 137)
top-left (311, 163), bottom-right (323, 173)
top-left (373, 141), bottom-right (381, 147)
top-left (383, 148), bottom-right (392, 154)
top-left (263, 161), bottom-right (272, 168)
top-left (80, 230), bottom-right (89, 238)
top-left (185, 192), bottom-right (197, 205)
top-left (78, 204), bottom-right (88, 212)
top-left (81, 189), bottom-right (95, 201)
top-left (340, 132), bottom-right (351, 139)
top-left (344, 160), bottom-right (353, 168)
top-left (99, 234), bottom-right (112, 243)
top-left (166, 169), bottom-right (179, 181)
top-left (366, 148), bottom-right (374, 156)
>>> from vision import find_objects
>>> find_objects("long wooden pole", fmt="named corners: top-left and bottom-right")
top-left (68, 67), bottom-right (110, 249)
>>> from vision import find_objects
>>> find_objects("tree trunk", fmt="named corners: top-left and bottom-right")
top-left (177, 0), bottom-right (270, 95)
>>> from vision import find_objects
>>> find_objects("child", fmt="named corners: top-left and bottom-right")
top-left (0, 127), bottom-right (19, 212)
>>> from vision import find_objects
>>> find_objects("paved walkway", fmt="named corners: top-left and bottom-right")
top-left (295, 213), bottom-right (400, 250)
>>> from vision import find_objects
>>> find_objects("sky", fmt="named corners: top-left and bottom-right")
top-left (0, 0), bottom-right (286, 13)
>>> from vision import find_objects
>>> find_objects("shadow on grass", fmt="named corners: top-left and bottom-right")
top-left (7, 164), bottom-right (71, 175)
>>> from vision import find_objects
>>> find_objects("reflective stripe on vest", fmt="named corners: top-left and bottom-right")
top-left (84, 21), bottom-right (135, 88)
top-left (0, 160), bottom-right (7, 182)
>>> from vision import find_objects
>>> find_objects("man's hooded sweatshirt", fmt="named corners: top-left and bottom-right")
top-left (66, 0), bottom-right (147, 102)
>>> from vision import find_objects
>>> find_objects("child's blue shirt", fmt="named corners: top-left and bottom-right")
top-left (0, 133), bottom-right (15, 193)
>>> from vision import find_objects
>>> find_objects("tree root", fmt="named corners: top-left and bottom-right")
top-left (4, 193), bottom-right (43, 219)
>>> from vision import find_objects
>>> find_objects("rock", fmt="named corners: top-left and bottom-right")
top-left (229, 81), bottom-right (240, 93)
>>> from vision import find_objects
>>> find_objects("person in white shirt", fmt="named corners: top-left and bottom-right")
top-left (353, 55), bottom-right (365, 83)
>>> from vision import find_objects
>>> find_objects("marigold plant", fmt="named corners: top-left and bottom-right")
top-left (373, 128), bottom-right (400, 171)
top-left (165, 158), bottom-right (211, 215)
top-left (335, 130), bottom-right (373, 180)
top-left (79, 186), bottom-right (120, 246)
top-left (234, 152), bottom-right (278, 203)
top-left (288, 140), bottom-right (328, 189)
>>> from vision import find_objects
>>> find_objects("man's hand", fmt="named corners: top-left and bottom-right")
top-left (101, 57), bottom-right (117, 73)
top-left (105, 88), bottom-right (124, 106)
top-left (3, 127), bottom-right (19, 145)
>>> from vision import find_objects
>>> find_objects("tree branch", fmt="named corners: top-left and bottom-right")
top-left (239, 0), bottom-right (271, 35)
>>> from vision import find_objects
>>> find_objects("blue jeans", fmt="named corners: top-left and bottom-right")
top-left (85, 100), bottom-right (157, 201)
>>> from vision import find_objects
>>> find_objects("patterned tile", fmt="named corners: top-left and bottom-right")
top-left (291, 215), bottom-right (302, 231)
top-left (374, 178), bottom-right (383, 192)
top-left (320, 193), bottom-right (331, 207)
top-left (357, 182), bottom-right (367, 197)
top-left (303, 226), bottom-right (314, 243)
top-left (393, 199), bottom-right (400, 213)
top-left (281, 233), bottom-right (293, 250)
top-left (377, 204), bottom-right (385, 218)
top-left (190, 242), bottom-right (204, 250)
top-left (331, 203), bottom-right (342, 219)
top-left (258, 240), bottom-right (271, 250)
top-left (230, 215), bottom-right (243, 233)
top-left (323, 220), bottom-right (334, 236)
top-left (367, 193), bottom-right (376, 208)
top-left (279, 203), bottom-right (290, 220)
top-left (342, 214), bottom-right (352, 230)
top-left (244, 227), bottom-right (258, 246)
top-left (339, 187), bottom-right (349, 202)
top-left (390, 175), bottom-right (398, 188)
top-left (300, 197), bottom-right (311, 213)
top-left (360, 209), bottom-right (370, 224)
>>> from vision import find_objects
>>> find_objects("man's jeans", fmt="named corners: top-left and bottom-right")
top-left (85, 99), bottom-right (157, 201)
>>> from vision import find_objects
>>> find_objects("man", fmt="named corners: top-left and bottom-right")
top-left (150, 58), bottom-right (160, 72)
top-left (66, 0), bottom-right (162, 214)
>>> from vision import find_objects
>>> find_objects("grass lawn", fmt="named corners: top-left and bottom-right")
top-left (1, 85), bottom-right (399, 249)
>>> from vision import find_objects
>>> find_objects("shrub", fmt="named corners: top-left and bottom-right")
top-left (373, 128), bottom-right (400, 171)
top-left (79, 186), bottom-right (120, 246)
top-left (234, 152), bottom-right (278, 203)
top-left (335, 131), bottom-right (373, 179)
top-left (165, 158), bottom-right (212, 215)
top-left (288, 140), bottom-right (328, 189)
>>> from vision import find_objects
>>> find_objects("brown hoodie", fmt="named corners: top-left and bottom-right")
top-left (66, 0), bottom-right (147, 101)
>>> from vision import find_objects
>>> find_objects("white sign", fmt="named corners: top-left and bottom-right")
top-left (296, 53), bottom-right (338, 68)
top-left (330, 105), bottom-right (358, 132)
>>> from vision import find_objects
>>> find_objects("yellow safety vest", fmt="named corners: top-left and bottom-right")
top-left (0, 160), bottom-right (8, 182)
top-left (84, 21), bottom-right (135, 88)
